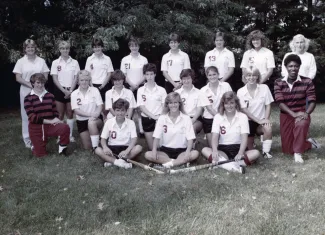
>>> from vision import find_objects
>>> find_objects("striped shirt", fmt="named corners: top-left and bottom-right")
top-left (274, 75), bottom-right (316, 113)
top-left (24, 91), bottom-right (58, 124)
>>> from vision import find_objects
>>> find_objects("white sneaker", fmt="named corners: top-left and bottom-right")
top-left (114, 159), bottom-right (132, 169)
top-left (162, 160), bottom-right (174, 169)
top-left (263, 152), bottom-right (273, 159)
top-left (70, 136), bottom-right (76, 142)
top-left (307, 138), bottom-right (321, 149)
top-left (104, 162), bottom-right (113, 167)
top-left (294, 153), bottom-right (304, 163)
top-left (25, 141), bottom-right (32, 149)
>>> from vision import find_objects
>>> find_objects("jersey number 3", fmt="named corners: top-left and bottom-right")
top-left (163, 125), bottom-right (167, 133)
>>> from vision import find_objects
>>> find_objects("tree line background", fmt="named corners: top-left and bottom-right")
top-left (1, 0), bottom-right (325, 108)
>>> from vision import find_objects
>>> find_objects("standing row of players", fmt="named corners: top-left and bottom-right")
top-left (15, 30), bottom-right (318, 167)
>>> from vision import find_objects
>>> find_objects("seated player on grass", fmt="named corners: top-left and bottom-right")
top-left (105, 70), bottom-right (137, 119)
top-left (145, 92), bottom-right (199, 168)
top-left (201, 91), bottom-right (260, 173)
top-left (137, 63), bottom-right (167, 150)
top-left (95, 98), bottom-right (142, 169)
top-left (24, 73), bottom-right (70, 157)
top-left (237, 67), bottom-right (274, 158)
top-left (71, 70), bottom-right (103, 152)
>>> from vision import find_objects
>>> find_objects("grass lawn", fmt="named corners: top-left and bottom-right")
top-left (1, 105), bottom-right (325, 235)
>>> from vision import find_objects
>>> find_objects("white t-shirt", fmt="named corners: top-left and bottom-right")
top-left (105, 87), bottom-right (137, 118)
top-left (51, 56), bottom-right (80, 87)
top-left (120, 54), bottom-right (148, 86)
top-left (153, 112), bottom-right (195, 149)
top-left (237, 84), bottom-right (274, 120)
top-left (71, 87), bottom-right (103, 121)
top-left (240, 47), bottom-right (275, 76)
top-left (281, 52), bottom-right (317, 79)
top-left (101, 117), bottom-right (137, 146)
top-left (13, 55), bottom-right (50, 82)
top-left (85, 54), bottom-right (114, 85)
top-left (200, 82), bottom-right (232, 119)
top-left (175, 86), bottom-right (210, 117)
top-left (204, 48), bottom-right (235, 79)
top-left (212, 111), bottom-right (249, 145)
top-left (161, 50), bottom-right (191, 82)
top-left (137, 83), bottom-right (167, 117)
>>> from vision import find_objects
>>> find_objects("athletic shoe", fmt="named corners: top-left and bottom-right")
top-left (263, 152), bottom-right (273, 159)
top-left (25, 141), bottom-right (32, 149)
top-left (59, 147), bottom-right (68, 156)
top-left (294, 153), bottom-right (304, 163)
top-left (307, 138), bottom-right (321, 149)
top-left (69, 136), bottom-right (76, 143)
top-left (114, 159), bottom-right (132, 169)
top-left (104, 162), bottom-right (113, 167)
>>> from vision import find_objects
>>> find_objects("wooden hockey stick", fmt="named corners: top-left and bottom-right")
top-left (120, 157), bottom-right (165, 174)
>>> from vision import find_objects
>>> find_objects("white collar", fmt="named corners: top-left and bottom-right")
top-left (30, 89), bottom-right (48, 101)
top-left (59, 56), bottom-right (72, 63)
top-left (112, 117), bottom-right (128, 129)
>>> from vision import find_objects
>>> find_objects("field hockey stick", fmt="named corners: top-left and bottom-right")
top-left (120, 157), bottom-right (165, 174)
top-left (168, 159), bottom-right (238, 174)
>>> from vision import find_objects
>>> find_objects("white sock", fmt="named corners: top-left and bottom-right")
top-left (260, 135), bottom-right (264, 143)
top-left (67, 119), bottom-right (74, 137)
top-left (90, 135), bottom-right (99, 148)
top-left (262, 140), bottom-right (272, 153)
top-left (59, 145), bottom-right (67, 153)
top-left (162, 160), bottom-right (174, 168)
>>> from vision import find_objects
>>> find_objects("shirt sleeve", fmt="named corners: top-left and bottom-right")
top-left (161, 54), bottom-right (168, 72)
top-left (100, 121), bottom-right (111, 139)
top-left (240, 51), bottom-right (249, 69)
top-left (237, 89), bottom-right (247, 109)
top-left (85, 57), bottom-right (91, 71)
top-left (50, 60), bottom-right (58, 75)
top-left (94, 88), bottom-right (104, 106)
top-left (308, 54), bottom-right (317, 79)
top-left (204, 52), bottom-right (210, 68)
top-left (70, 92), bottom-right (78, 110)
top-left (13, 59), bottom-right (22, 74)
top-left (266, 50), bottom-right (275, 69)
top-left (274, 79), bottom-right (284, 103)
top-left (129, 92), bottom-right (137, 108)
top-left (211, 115), bottom-right (221, 134)
top-left (24, 95), bottom-right (43, 124)
top-left (153, 116), bottom-right (164, 139)
top-left (225, 82), bottom-right (233, 92)
top-left (184, 53), bottom-right (191, 69)
top-left (161, 88), bottom-right (167, 105)
top-left (264, 85), bottom-right (274, 105)
top-left (130, 120), bottom-right (137, 138)
top-left (136, 87), bottom-right (144, 107)
top-left (185, 117), bottom-right (196, 140)
top-left (106, 57), bottom-right (114, 73)
top-left (120, 57), bottom-right (127, 73)
top-left (75, 61), bottom-right (81, 75)
top-left (197, 91), bottom-right (211, 107)
top-left (41, 59), bottom-right (50, 73)
top-left (228, 51), bottom-right (235, 68)
top-left (240, 114), bottom-right (249, 134)
top-left (105, 90), bottom-right (113, 110)
top-left (306, 79), bottom-right (316, 102)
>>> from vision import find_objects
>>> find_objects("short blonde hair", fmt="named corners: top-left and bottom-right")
top-left (289, 34), bottom-right (310, 53)
top-left (163, 92), bottom-right (185, 114)
top-left (243, 67), bottom-right (261, 83)
top-left (218, 91), bottom-right (241, 115)
top-left (23, 39), bottom-right (37, 51)
top-left (77, 70), bottom-right (92, 86)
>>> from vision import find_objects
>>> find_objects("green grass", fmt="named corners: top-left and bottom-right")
top-left (1, 105), bottom-right (325, 235)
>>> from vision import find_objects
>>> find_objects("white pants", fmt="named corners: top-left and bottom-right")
top-left (20, 86), bottom-right (32, 145)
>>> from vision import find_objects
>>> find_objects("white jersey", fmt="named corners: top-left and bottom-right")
top-left (175, 86), bottom-right (210, 117)
top-left (137, 83), bottom-right (167, 117)
top-left (212, 111), bottom-right (249, 145)
top-left (240, 47), bottom-right (275, 76)
top-left (200, 82), bottom-right (232, 119)
top-left (153, 112), bottom-right (195, 149)
top-left (120, 54), bottom-right (148, 85)
top-left (101, 117), bottom-right (137, 146)
top-left (51, 56), bottom-right (80, 87)
top-left (204, 48), bottom-right (235, 79)
top-left (161, 50), bottom-right (191, 82)
top-left (85, 53), bottom-right (114, 85)
top-left (13, 55), bottom-right (49, 82)
top-left (71, 87), bottom-right (103, 121)
top-left (237, 84), bottom-right (274, 120)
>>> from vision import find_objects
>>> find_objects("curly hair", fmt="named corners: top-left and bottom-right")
top-left (163, 92), bottom-right (186, 114)
top-left (218, 91), bottom-right (241, 115)
top-left (245, 30), bottom-right (269, 50)
top-left (283, 54), bottom-right (302, 67)
top-left (289, 34), bottom-right (310, 53)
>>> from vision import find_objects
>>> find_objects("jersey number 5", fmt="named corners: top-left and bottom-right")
top-left (208, 96), bottom-right (213, 104)
top-left (142, 95), bottom-right (146, 102)
top-left (163, 125), bottom-right (167, 133)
